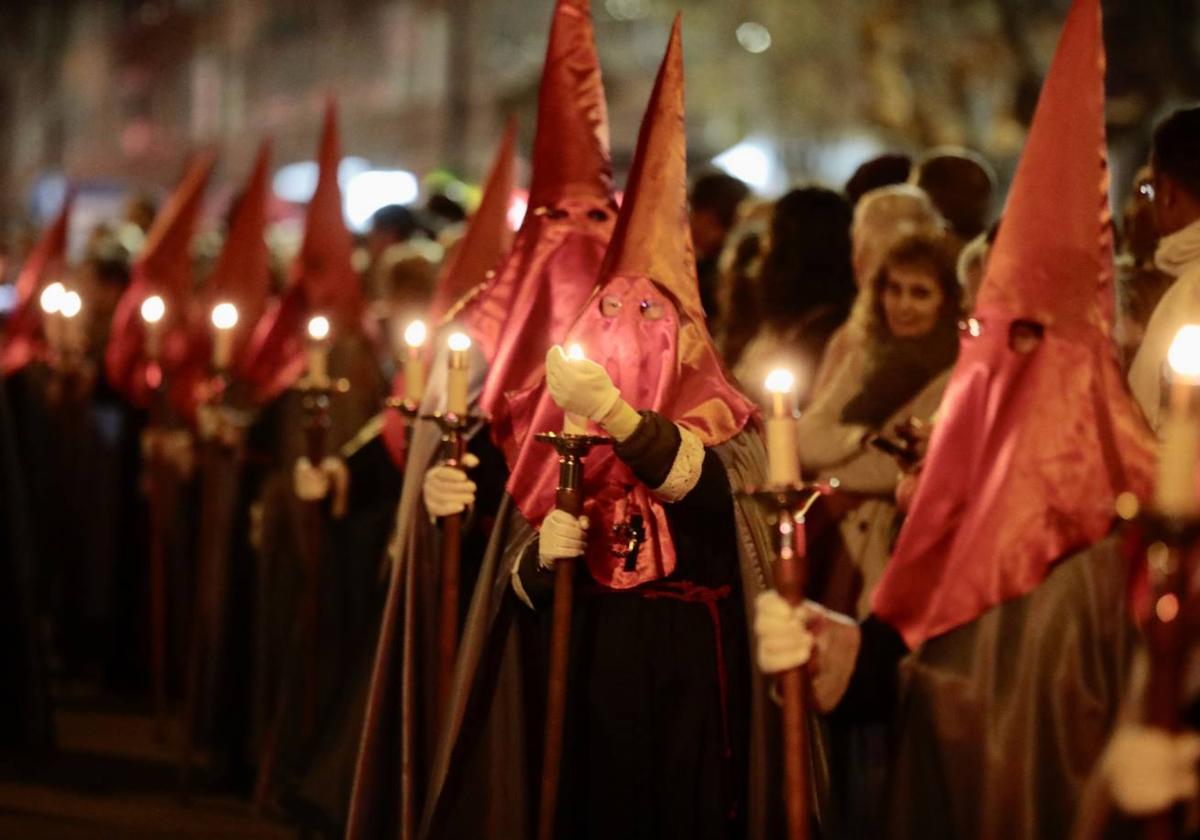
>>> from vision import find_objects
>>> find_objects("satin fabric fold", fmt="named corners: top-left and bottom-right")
top-left (872, 0), bottom-right (1155, 648)
top-left (504, 17), bottom-right (757, 589)
top-left (0, 197), bottom-right (71, 375)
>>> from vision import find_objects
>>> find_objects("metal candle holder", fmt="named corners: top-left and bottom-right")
top-left (742, 479), bottom-right (833, 840)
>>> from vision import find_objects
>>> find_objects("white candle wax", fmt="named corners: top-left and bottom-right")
top-left (213, 329), bottom-right (234, 370)
top-left (1156, 376), bottom-right (1200, 518)
top-left (405, 347), bottom-right (425, 404)
top-left (446, 332), bottom-right (471, 416)
top-left (306, 345), bottom-right (329, 387)
top-left (764, 370), bottom-right (800, 486)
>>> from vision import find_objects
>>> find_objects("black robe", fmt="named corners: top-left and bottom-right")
top-left (508, 412), bottom-right (750, 839)
top-left (830, 534), bottom-right (1136, 840)
top-left (346, 341), bottom-right (505, 840)
top-left (286, 423), bottom-right (505, 836)
top-left (0, 372), bottom-right (52, 753)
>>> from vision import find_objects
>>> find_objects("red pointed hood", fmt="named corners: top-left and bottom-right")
top-left (872, 0), bottom-right (1156, 648)
top-left (457, 0), bottom-right (616, 460)
top-left (527, 0), bottom-right (613, 208)
top-left (212, 141), bottom-right (272, 354)
top-left (505, 16), bottom-right (757, 590)
top-left (379, 122), bottom-right (519, 468)
top-left (105, 152), bottom-right (215, 407)
top-left (1, 195), bottom-right (71, 375)
top-left (243, 98), bottom-right (364, 404)
top-left (169, 142), bottom-right (274, 418)
top-left (293, 97), bottom-right (362, 326)
top-left (429, 119), bottom-right (518, 326)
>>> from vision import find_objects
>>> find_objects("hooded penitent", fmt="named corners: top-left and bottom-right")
top-left (173, 142), bottom-right (273, 415)
top-left (380, 120), bottom-right (518, 468)
top-left (429, 119), bottom-right (518, 328)
top-left (457, 0), bottom-right (616, 461)
top-left (0, 196), bottom-right (71, 375)
top-left (241, 98), bottom-right (363, 405)
top-left (347, 5), bottom-right (615, 837)
top-left (871, 0), bottom-right (1155, 650)
top-left (504, 14), bottom-right (757, 589)
top-left (209, 142), bottom-right (273, 373)
top-left (416, 20), bottom-right (804, 840)
top-left (105, 153), bottom-right (215, 410)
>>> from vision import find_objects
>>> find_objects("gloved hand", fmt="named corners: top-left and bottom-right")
top-left (545, 345), bottom-right (641, 441)
top-left (423, 452), bottom-right (481, 517)
top-left (294, 457), bottom-right (350, 516)
top-left (755, 591), bottom-right (861, 713)
top-left (754, 591), bottom-right (815, 674)
top-left (1104, 725), bottom-right (1200, 815)
top-left (294, 456), bottom-right (331, 501)
top-left (537, 509), bottom-right (590, 569)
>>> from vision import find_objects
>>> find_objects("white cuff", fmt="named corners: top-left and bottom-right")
top-left (653, 425), bottom-right (704, 502)
top-left (510, 544), bottom-right (535, 610)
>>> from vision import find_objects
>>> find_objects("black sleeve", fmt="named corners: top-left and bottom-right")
top-left (831, 614), bottom-right (910, 724)
top-left (612, 410), bottom-right (731, 512)
top-left (612, 410), bottom-right (680, 488)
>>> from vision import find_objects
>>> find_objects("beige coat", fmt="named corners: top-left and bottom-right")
top-left (797, 349), bottom-right (950, 617)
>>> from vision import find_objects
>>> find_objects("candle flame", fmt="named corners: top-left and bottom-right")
top-left (59, 290), bottom-right (82, 319)
top-left (140, 295), bottom-right (166, 324)
top-left (307, 315), bottom-right (331, 341)
top-left (211, 302), bottom-right (239, 330)
top-left (404, 319), bottom-right (428, 349)
top-left (764, 368), bottom-right (795, 395)
top-left (39, 282), bottom-right (65, 315)
top-left (567, 342), bottom-right (586, 361)
top-left (448, 331), bottom-right (472, 352)
top-left (1168, 325), bottom-right (1200, 378)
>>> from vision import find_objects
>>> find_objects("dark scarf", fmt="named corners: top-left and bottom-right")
top-left (839, 315), bottom-right (959, 427)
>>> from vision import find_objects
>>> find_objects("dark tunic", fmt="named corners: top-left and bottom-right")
top-left (0, 372), bottom-right (52, 753)
top-left (826, 534), bottom-right (1136, 840)
top-left (516, 412), bottom-right (750, 840)
top-left (286, 423), bottom-right (507, 835)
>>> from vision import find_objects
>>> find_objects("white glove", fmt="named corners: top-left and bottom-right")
top-left (545, 345), bottom-right (622, 423)
top-left (537, 509), bottom-right (590, 569)
top-left (1104, 725), bottom-right (1200, 815)
top-left (293, 457), bottom-right (349, 514)
top-left (754, 591), bottom-right (815, 674)
top-left (423, 452), bottom-right (481, 517)
top-left (545, 345), bottom-right (642, 440)
top-left (294, 457), bottom-right (330, 500)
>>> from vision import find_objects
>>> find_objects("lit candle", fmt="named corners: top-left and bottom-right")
top-left (140, 294), bottom-right (166, 360)
top-left (1156, 325), bottom-right (1200, 518)
top-left (563, 343), bottom-right (589, 435)
top-left (446, 331), bottom-right (471, 416)
top-left (306, 315), bottom-right (331, 387)
top-left (59, 290), bottom-right (83, 356)
top-left (39, 281), bottom-right (65, 354)
top-left (210, 302), bottom-right (239, 370)
top-left (403, 319), bottom-right (428, 405)
top-left (764, 368), bottom-right (800, 486)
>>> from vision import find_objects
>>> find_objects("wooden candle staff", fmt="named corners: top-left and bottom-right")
top-left (534, 342), bottom-right (610, 840)
top-left (300, 314), bottom-right (334, 738)
top-left (179, 301), bottom-right (246, 798)
top-left (431, 331), bottom-right (474, 723)
top-left (752, 367), bottom-right (812, 840)
top-left (254, 313), bottom-right (347, 810)
top-left (139, 293), bottom-right (173, 739)
top-left (1143, 325), bottom-right (1200, 840)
